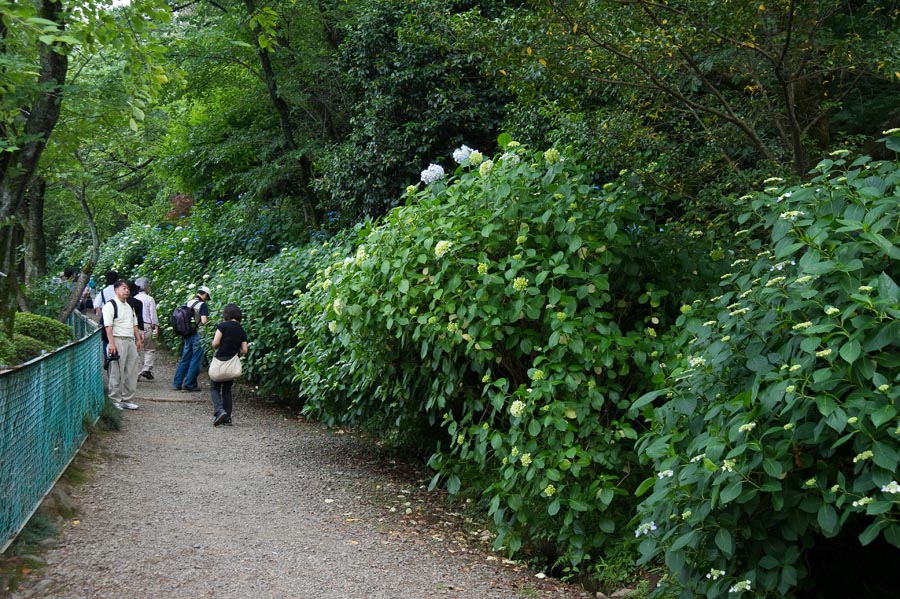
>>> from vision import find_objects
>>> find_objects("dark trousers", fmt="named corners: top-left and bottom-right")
top-left (211, 380), bottom-right (234, 417)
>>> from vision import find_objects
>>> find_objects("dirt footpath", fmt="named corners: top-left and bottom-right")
top-left (9, 351), bottom-right (594, 599)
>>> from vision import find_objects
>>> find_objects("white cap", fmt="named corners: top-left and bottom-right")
top-left (198, 285), bottom-right (212, 298)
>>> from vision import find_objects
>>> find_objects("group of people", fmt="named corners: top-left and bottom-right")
top-left (90, 270), bottom-right (248, 427)
top-left (93, 270), bottom-right (159, 410)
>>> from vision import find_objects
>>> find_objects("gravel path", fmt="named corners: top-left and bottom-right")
top-left (8, 351), bottom-right (594, 599)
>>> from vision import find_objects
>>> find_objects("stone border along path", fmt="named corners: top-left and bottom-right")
top-left (7, 348), bottom-right (595, 599)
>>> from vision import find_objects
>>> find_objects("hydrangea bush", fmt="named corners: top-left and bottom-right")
top-left (289, 137), bottom-right (708, 578)
top-left (632, 135), bottom-right (900, 597)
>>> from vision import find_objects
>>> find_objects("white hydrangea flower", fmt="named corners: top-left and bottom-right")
top-left (420, 163), bottom-right (445, 184)
top-left (452, 145), bottom-right (474, 164)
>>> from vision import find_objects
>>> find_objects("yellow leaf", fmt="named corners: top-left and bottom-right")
top-left (572, 24), bottom-right (578, 34)
top-left (539, 58), bottom-right (547, 67)
top-left (758, 3), bottom-right (766, 10)
top-left (526, 46), bottom-right (532, 56)
top-left (565, 408), bottom-right (577, 419)
top-left (500, 69), bottom-right (507, 76)
top-left (896, 71), bottom-right (900, 80)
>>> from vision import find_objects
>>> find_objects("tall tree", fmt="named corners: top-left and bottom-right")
top-left (0, 0), bottom-right (171, 330)
top-left (478, 0), bottom-right (899, 177)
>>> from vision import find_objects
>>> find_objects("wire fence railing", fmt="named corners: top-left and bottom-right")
top-left (1, 311), bottom-right (104, 553)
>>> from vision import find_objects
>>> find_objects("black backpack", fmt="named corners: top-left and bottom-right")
top-left (99, 289), bottom-right (116, 344)
top-left (170, 300), bottom-right (199, 336)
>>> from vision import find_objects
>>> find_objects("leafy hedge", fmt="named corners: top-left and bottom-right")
top-left (0, 313), bottom-right (73, 368)
top-left (633, 136), bottom-right (900, 597)
top-left (288, 138), bottom-right (711, 579)
top-left (14, 312), bottom-right (72, 348)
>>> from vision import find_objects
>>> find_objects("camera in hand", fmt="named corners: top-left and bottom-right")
top-left (107, 351), bottom-right (119, 361)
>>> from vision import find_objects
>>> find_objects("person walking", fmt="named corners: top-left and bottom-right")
top-left (93, 270), bottom-right (118, 317)
top-left (102, 279), bottom-right (143, 410)
top-left (172, 285), bottom-right (211, 392)
top-left (210, 303), bottom-right (248, 427)
top-left (134, 277), bottom-right (159, 380)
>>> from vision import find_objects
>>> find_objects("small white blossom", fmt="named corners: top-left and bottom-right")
top-left (657, 469), bottom-right (674, 479)
top-left (706, 569), bottom-right (725, 580)
top-left (634, 521), bottom-right (657, 537)
top-left (729, 579), bottom-right (751, 593)
top-left (881, 481), bottom-right (900, 494)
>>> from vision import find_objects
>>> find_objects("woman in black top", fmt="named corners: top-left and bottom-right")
top-left (211, 303), bottom-right (249, 426)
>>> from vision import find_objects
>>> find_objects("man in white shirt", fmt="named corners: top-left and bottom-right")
top-left (134, 277), bottom-right (159, 380)
top-left (103, 280), bottom-right (144, 410)
top-left (92, 270), bottom-right (118, 317)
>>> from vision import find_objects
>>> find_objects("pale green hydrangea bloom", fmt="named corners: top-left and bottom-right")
top-left (513, 277), bottom-right (528, 292)
top-left (477, 262), bottom-right (488, 274)
top-left (520, 453), bottom-right (532, 467)
top-left (510, 400), bottom-right (525, 418)
top-left (853, 450), bottom-right (874, 463)
top-left (543, 484), bottom-right (556, 497)
top-left (434, 240), bottom-right (452, 258)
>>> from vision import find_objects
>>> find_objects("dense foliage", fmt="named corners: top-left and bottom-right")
top-left (633, 133), bottom-right (900, 597)
top-left (7, 0), bottom-right (900, 594)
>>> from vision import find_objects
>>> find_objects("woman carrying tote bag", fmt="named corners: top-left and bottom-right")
top-left (209, 303), bottom-right (248, 427)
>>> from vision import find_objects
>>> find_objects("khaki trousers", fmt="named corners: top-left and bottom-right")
top-left (108, 336), bottom-right (140, 402)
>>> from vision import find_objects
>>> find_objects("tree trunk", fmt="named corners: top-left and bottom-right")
top-left (58, 178), bottom-right (101, 322)
top-left (20, 176), bottom-right (49, 286)
top-left (0, 0), bottom-right (68, 334)
top-left (243, 0), bottom-right (320, 228)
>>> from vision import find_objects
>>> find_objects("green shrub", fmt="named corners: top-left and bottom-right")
top-left (291, 138), bottom-right (711, 582)
top-left (0, 335), bottom-right (15, 368)
top-left (14, 312), bottom-right (72, 348)
top-left (9, 334), bottom-right (55, 365)
top-left (633, 137), bottom-right (900, 598)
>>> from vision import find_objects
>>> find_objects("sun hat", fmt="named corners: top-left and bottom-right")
top-left (198, 285), bottom-right (212, 298)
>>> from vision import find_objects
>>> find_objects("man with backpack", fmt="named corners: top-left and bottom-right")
top-left (103, 279), bottom-right (143, 410)
top-left (172, 285), bottom-right (211, 392)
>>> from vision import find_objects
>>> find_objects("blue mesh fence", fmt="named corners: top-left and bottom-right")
top-left (1, 312), bottom-right (104, 553)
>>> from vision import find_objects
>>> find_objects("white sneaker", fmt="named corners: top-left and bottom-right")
top-left (112, 402), bottom-right (124, 410)
top-left (120, 401), bottom-right (139, 410)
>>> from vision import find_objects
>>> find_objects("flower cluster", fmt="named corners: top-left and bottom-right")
top-left (513, 277), bottom-right (528, 292)
top-left (434, 240), bottom-right (452, 259)
top-left (509, 400), bottom-right (525, 418)
top-left (729, 579), bottom-right (751, 593)
top-left (420, 163), bottom-right (445, 184)
top-left (881, 481), bottom-right (900, 494)
top-left (634, 521), bottom-right (657, 537)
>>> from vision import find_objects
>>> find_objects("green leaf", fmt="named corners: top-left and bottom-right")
top-left (720, 480), bottom-right (742, 504)
top-left (817, 504), bottom-right (839, 537)
top-left (446, 475), bottom-right (461, 495)
top-left (547, 499), bottom-right (561, 516)
top-left (859, 519), bottom-right (887, 546)
top-left (715, 528), bottom-right (734, 556)
top-left (839, 340), bottom-right (861, 364)
top-left (873, 442), bottom-right (899, 470)
top-left (398, 279), bottom-right (410, 293)
top-left (871, 404), bottom-right (898, 428)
